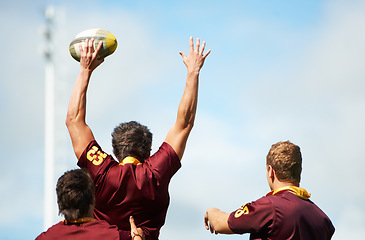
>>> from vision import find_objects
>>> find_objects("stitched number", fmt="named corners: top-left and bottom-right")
top-left (86, 146), bottom-right (107, 166)
top-left (234, 204), bottom-right (249, 218)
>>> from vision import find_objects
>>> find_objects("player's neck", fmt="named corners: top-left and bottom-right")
top-left (271, 181), bottom-right (298, 191)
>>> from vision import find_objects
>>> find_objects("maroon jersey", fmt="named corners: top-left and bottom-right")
top-left (228, 187), bottom-right (335, 240)
top-left (35, 220), bottom-right (122, 240)
top-left (78, 140), bottom-right (181, 240)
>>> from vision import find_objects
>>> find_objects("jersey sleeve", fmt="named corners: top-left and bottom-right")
top-left (227, 196), bottom-right (275, 235)
top-left (77, 140), bottom-right (117, 181)
top-left (143, 142), bottom-right (181, 183)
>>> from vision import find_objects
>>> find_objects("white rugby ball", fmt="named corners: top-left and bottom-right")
top-left (69, 28), bottom-right (117, 62)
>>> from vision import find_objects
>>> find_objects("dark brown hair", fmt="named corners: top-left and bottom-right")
top-left (56, 169), bottom-right (95, 221)
top-left (266, 141), bottom-right (302, 185)
top-left (111, 121), bottom-right (152, 162)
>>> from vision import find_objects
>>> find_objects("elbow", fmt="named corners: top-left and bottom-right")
top-left (181, 110), bottom-right (196, 130)
top-left (65, 117), bottom-right (71, 129)
top-left (65, 112), bottom-right (76, 128)
top-left (184, 118), bottom-right (195, 130)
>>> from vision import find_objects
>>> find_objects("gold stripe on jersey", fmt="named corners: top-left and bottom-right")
top-left (64, 217), bottom-right (96, 225)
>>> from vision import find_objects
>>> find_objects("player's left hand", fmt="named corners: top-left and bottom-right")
top-left (179, 36), bottom-right (211, 74)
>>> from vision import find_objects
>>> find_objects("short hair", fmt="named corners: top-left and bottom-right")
top-left (111, 121), bottom-right (152, 162)
top-left (56, 169), bottom-right (95, 221)
top-left (266, 141), bottom-right (302, 185)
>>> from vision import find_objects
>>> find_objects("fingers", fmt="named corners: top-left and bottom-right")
top-left (95, 40), bottom-right (103, 53)
top-left (83, 38), bottom-right (93, 56)
top-left (179, 51), bottom-right (186, 58)
top-left (195, 38), bottom-right (200, 52)
top-left (204, 211), bottom-right (218, 235)
top-left (189, 36), bottom-right (194, 52)
top-left (129, 216), bottom-right (136, 229)
top-left (80, 38), bottom-right (103, 55)
top-left (203, 49), bottom-right (211, 58)
top-left (184, 36), bottom-right (211, 55)
top-left (204, 212), bottom-right (214, 234)
top-left (190, 37), bottom-right (211, 57)
top-left (88, 38), bottom-right (93, 50)
top-left (204, 212), bottom-right (209, 230)
top-left (199, 40), bottom-right (205, 54)
top-left (78, 38), bottom-right (92, 56)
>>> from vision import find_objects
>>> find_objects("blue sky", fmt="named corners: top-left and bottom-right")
top-left (1, 0), bottom-right (365, 239)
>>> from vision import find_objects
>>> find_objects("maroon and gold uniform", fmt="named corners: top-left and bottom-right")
top-left (228, 186), bottom-right (335, 240)
top-left (36, 219), bottom-right (125, 240)
top-left (78, 140), bottom-right (181, 240)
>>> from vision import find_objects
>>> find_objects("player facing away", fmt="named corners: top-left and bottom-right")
top-left (204, 141), bottom-right (335, 240)
top-left (66, 37), bottom-right (210, 240)
top-left (36, 169), bottom-right (144, 240)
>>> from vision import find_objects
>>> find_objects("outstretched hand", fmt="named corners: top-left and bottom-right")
top-left (204, 208), bottom-right (232, 235)
top-left (204, 210), bottom-right (218, 234)
top-left (79, 38), bottom-right (104, 72)
top-left (179, 36), bottom-right (211, 74)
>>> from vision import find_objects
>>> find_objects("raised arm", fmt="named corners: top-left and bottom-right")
top-left (164, 37), bottom-right (210, 160)
top-left (66, 38), bottom-right (104, 159)
top-left (204, 208), bottom-right (234, 234)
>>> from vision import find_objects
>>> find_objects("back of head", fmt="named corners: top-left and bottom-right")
top-left (56, 169), bottom-right (95, 221)
top-left (266, 141), bottom-right (302, 185)
top-left (111, 121), bottom-right (152, 162)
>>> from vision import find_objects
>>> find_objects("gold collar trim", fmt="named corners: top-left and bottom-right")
top-left (64, 217), bottom-right (96, 225)
top-left (119, 156), bottom-right (141, 166)
top-left (266, 186), bottom-right (311, 200)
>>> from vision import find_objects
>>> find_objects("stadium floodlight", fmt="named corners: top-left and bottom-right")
top-left (43, 5), bottom-right (55, 231)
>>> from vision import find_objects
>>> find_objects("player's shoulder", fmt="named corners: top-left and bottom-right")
top-left (79, 140), bottom-right (119, 168)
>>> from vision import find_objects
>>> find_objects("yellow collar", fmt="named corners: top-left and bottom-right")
top-left (64, 217), bottom-right (96, 225)
top-left (266, 186), bottom-right (311, 200)
top-left (119, 156), bottom-right (142, 166)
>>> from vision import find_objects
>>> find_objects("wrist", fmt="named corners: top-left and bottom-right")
top-left (187, 69), bottom-right (200, 77)
top-left (79, 67), bottom-right (93, 76)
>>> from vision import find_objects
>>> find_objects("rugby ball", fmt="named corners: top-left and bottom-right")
top-left (69, 28), bottom-right (117, 62)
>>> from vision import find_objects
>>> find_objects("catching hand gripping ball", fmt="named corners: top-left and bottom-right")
top-left (69, 28), bottom-right (117, 62)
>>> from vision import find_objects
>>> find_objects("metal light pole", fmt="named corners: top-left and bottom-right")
top-left (43, 5), bottom-right (55, 230)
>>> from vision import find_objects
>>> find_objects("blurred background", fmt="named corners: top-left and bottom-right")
top-left (1, 0), bottom-right (364, 239)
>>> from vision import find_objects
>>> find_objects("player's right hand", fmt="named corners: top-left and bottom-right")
top-left (79, 38), bottom-right (104, 72)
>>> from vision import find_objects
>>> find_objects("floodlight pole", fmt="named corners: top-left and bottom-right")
top-left (43, 6), bottom-right (55, 230)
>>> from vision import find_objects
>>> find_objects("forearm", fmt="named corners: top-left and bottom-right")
top-left (176, 71), bottom-right (199, 131)
top-left (66, 68), bottom-right (96, 159)
top-left (164, 37), bottom-right (210, 159)
top-left (66, 69), bottom-right (92, 125)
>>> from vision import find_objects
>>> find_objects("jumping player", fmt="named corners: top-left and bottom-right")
top-left (66, 37), bottom-right (210, 240)
top-left (36, 169), bottom-right (144, 240)
top-left (204, 141), bottom-right (335, 239)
